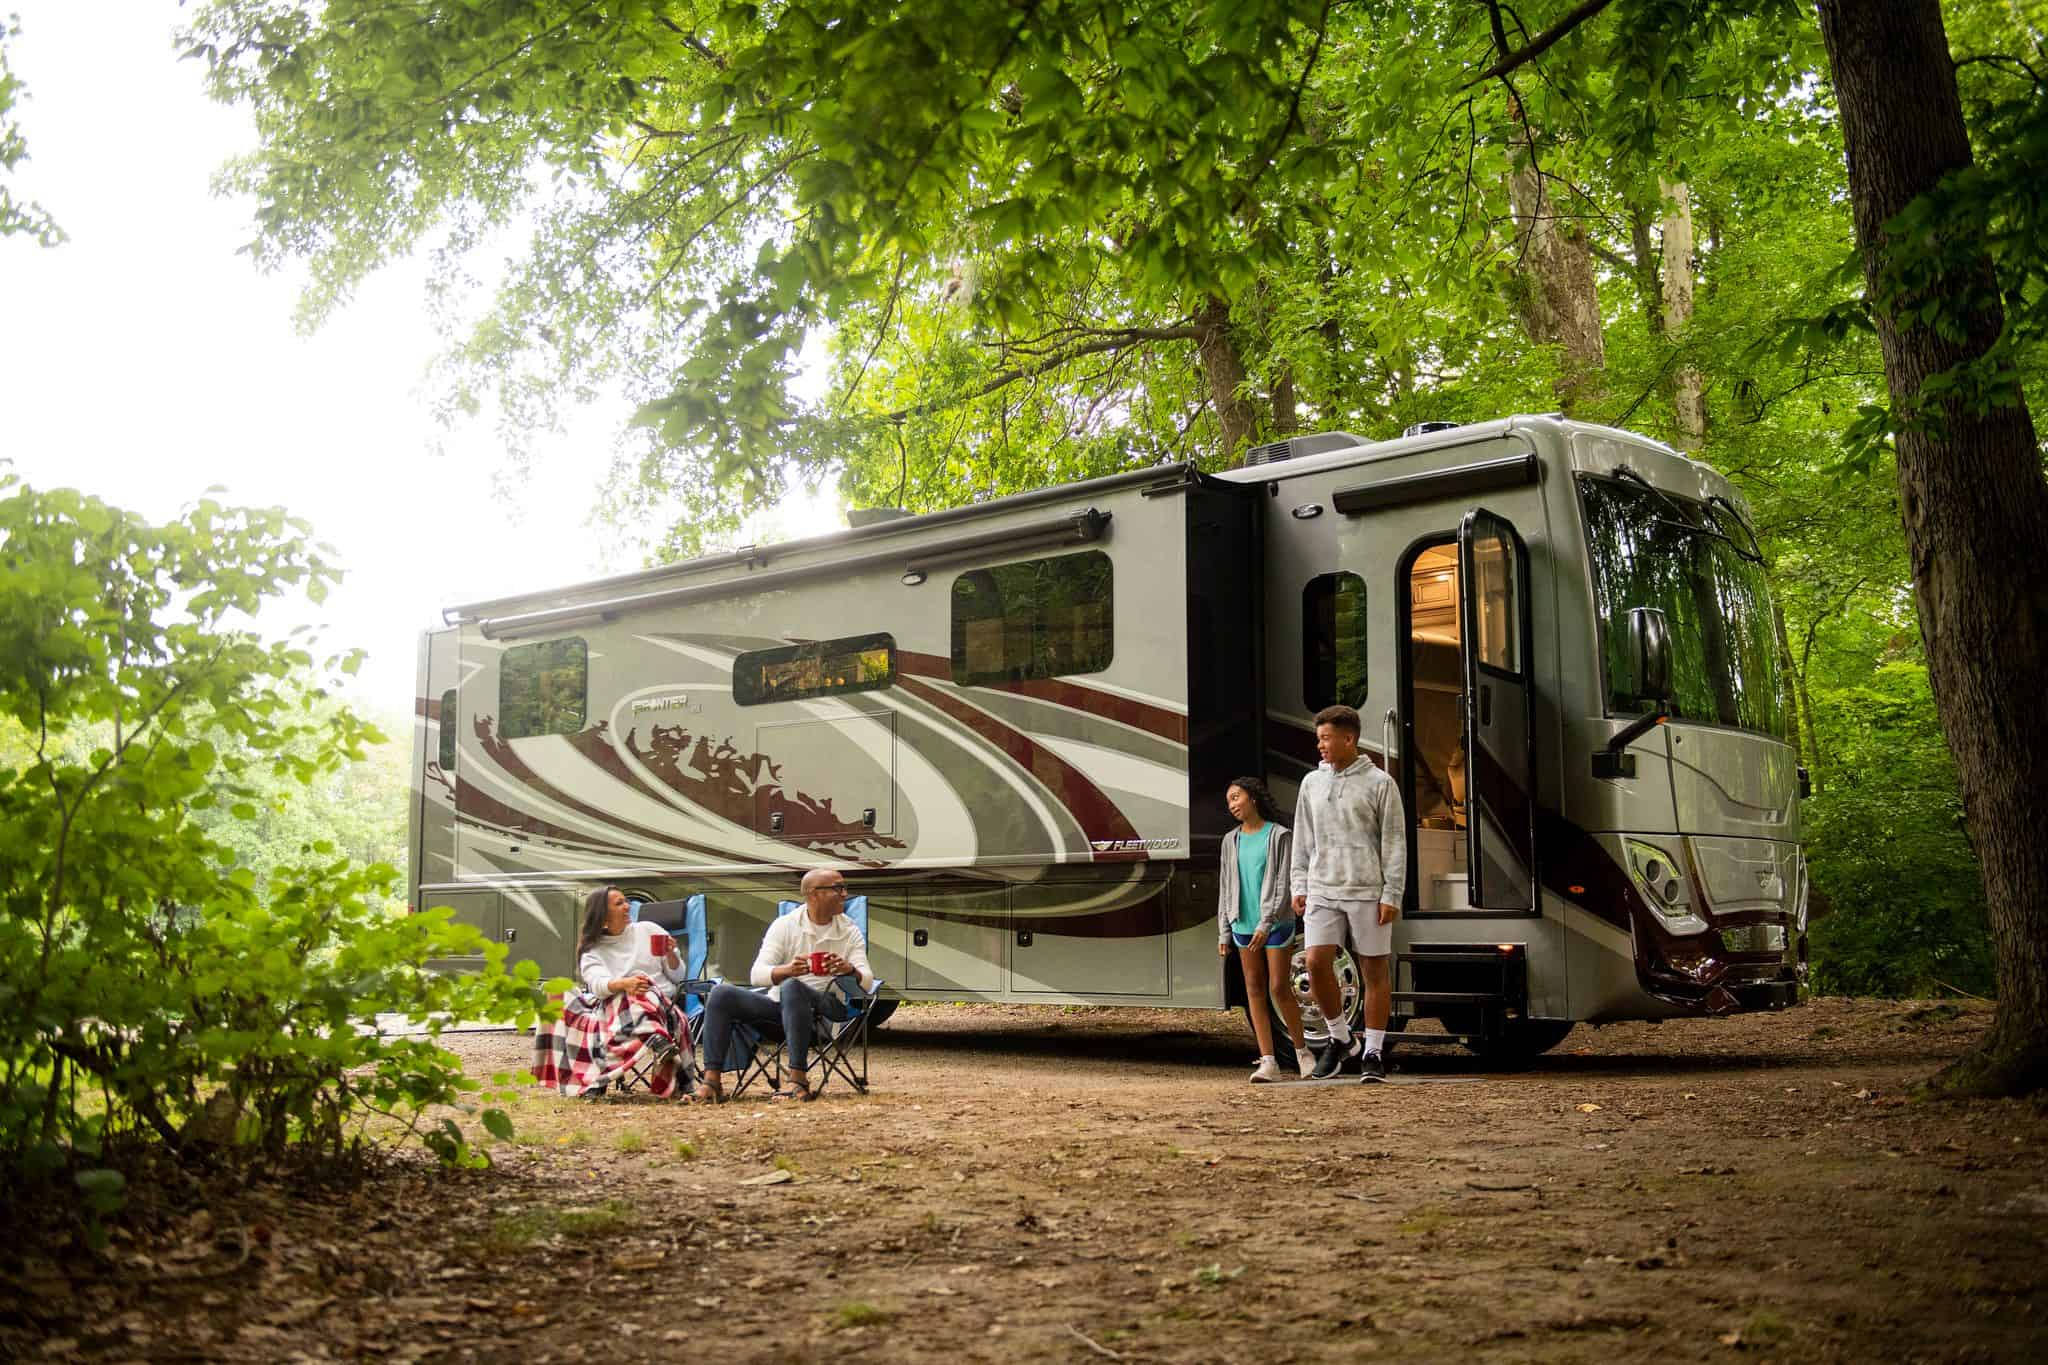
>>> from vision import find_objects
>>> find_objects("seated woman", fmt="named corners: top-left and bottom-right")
top-left (532, 886), bottom-right (695, 1098)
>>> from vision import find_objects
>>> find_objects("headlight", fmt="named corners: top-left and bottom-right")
top-left (1625, 839), bottom-right (1708, 935)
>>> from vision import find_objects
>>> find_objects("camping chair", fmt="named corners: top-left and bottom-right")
top-left (610, 895), bottom-right (721, 1098)
top-left (771, 897), bottom-right (885, 1097)
top-left (645, 894), bottom-right (784, 1099)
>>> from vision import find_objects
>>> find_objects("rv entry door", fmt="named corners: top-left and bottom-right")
top-left (1457, 509), bottom-right (1537, 910)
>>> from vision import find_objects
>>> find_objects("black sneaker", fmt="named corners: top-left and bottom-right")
top-left (1358, 1050), bottom-right (1387, 1084)
top-left (1310, 1036), bottom-right (1360, 1080)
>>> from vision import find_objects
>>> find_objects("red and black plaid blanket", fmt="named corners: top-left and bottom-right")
top-left (532, 989), bottom-right (693, 1098)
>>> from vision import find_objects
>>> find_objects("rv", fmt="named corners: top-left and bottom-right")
top-left (409, 415), bottom-right (1806, 1061)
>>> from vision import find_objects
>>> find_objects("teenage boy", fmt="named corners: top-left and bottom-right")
top-left (1291, 704), bottom-right (1407, 1082)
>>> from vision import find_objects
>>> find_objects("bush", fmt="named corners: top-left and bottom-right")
top-left (0, 474), bottom-right (541, 1203)
top-left (1803, 662), bottom-right (1993, 997)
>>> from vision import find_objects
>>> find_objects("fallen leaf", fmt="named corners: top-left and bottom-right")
top-left (1852, 1089), bottom-right (1873, 1100)
top-left (1577, 1103), bottom-right (1603, 1114)
top-left (740, 1170), bottom-right (794, 1187)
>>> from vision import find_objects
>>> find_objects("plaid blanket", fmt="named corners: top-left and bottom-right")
top-left (532, 989), bottom-right (693, 1098)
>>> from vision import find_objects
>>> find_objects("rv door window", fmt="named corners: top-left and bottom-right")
top-left (950, 550), bottom-right (1114, 685)
top-left (735, 633), bottom-right (897, 706)
top-left (1468, 525), bottom-right (1522, 676)
top-left (499, 637), bottom-right (588, 739)
top-left (1303, 571), bottom-right (1369, 711)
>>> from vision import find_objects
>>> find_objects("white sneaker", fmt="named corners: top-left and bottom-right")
top-left (1296, 1051), bottom-right (1315, 1079)
top-left (1248, 1056), bottom-right (1282, 1084)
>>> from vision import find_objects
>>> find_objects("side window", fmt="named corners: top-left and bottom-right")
top-left (950, 549), bottom-right (1114, 685)
top-left (735, 633), bottom-right (897, 706)
top-left (1303, 572), bottom-right (1369, 711)
top-left (500, 638), bottom-right (588, 739)
top-left (1470, 528), bottom-right (1521, 674)
top-left (437, 688), bottom-right (457, 770)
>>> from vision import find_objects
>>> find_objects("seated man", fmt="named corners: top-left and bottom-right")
top-left (692, 868), bottom-right (875, 1102)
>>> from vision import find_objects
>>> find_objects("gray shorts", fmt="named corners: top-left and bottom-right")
top-left (1303, 898), bottom-right (1393, 957)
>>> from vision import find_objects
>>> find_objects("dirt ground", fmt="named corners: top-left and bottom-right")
top-left (4, 997), bottom-right (2046, 1363)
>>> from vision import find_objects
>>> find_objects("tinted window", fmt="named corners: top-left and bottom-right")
top-left (500, 638), bottom-right (588, 739)
top-left (951, 550), bottom-right (1114, 685)
top-left (735, 633), bottom-right (897, 706)
top-left (1468, 523), bottom-right (1521, 675)
top-left (437, 688), bottom-right (457, 770)
top-left (1579, 475), bottom-right (1790, 737)
top-left (1303, 572), bottom-right (1368, 710)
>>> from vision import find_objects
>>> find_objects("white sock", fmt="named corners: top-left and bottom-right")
top-left (1259, 1054), bottom-right (1275, 1065)
top-left (1364, 1028), bottom-right (1386, 1055)
top-left (1327, 1018), bottom-right (1353, 1044)
top-left (1297, 1050), bottom-right (1315, 1075)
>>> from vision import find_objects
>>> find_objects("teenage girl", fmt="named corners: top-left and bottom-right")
top-left (1217, 776), bottom-right (1311, 1081)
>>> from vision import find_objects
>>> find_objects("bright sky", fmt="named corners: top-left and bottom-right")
top-left (0, 3), bottom-right (839, 720)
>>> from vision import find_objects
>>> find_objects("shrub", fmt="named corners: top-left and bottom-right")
top-left (0, 475), bottom-right (541, 1205)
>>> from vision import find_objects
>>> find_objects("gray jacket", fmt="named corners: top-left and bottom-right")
top-left (1291, 757), bottom-right (1408, 905)
top-left (1217, 823), bottom-right (1293, 943)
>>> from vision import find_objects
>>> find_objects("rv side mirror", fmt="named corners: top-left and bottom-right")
top-left (1627, 607), bottom-right (1671, 703)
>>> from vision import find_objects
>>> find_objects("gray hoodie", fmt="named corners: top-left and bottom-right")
top-left (1216, 823), bottom-right (1293, 944)
top-left (1290, 756), bottom-right (1408, 906)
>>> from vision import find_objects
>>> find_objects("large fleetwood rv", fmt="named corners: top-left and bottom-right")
top-left (409, 415), bottom-right (1806, 1058)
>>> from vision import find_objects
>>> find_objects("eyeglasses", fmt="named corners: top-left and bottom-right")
top-left (816, 884), bottom-right (848, 894)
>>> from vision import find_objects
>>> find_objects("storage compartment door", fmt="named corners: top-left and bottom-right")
top-left (906, 885), bottom-right (1006, 993)
top-left (423, 890), bottom-right (499, 974)
top-left (1008, 876), bottom-right (1170, 997)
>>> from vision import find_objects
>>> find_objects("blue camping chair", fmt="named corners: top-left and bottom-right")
top-left (647, 894), bottom-right (788, 1099)
top-left (771, 896), bottom-right (885, 1097)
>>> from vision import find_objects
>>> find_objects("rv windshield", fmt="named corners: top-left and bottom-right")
top-left (1578, 473), bottom-right (1791, 739)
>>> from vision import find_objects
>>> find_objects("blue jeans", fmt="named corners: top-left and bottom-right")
top-left (699, 978), bottom-right (851, 1074)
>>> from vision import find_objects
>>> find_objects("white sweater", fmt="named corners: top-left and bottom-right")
top-left (578, 921), bottom-right (687, 997)
top-left (750, 910), bottom-right (875, 1001)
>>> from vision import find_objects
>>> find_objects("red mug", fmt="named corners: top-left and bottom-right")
top-left (808, 951), bottom-right (831, 975)
top-left (649, 931), bottom-right (674, 957)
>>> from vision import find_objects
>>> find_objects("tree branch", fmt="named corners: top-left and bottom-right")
top-left (881, 326), bottom-right (1199, 424)
top-left (1465, 0), bottom-right (1616, 88)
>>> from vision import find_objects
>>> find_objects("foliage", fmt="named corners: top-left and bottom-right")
top-left (1804, 662), bottom-right (1992, 998)
top-left (0, 12), bottom-right (63, 245)
top-left (0, 472), bottom-right (543, 1212)
top-left (180, 0), bottom-right (2048, 994)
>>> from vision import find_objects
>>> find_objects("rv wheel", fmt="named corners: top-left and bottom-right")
top-left (1289, 946), bottom-right (1364, 1045)
top-left (1464, 1019), bottom-right (1574, 1064)
top-left (863, 999), bottom-right (898, 1031)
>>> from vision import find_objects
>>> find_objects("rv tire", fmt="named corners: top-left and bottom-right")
top-left (862, 999), bottom-right (898, 1031)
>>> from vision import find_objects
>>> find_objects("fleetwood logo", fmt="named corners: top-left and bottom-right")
top-left (1091, 837), bottom-right (1181, 853)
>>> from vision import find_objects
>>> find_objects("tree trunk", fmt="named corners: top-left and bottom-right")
top-left (1774, 603), bottom-right (1823, 787)
top-left (1271, 362), bottom-right (1299, 436)
top-left (1505, 98), bottom-right (1605, 410)
top-left (1660, 177), bottom-right (1706, 450)
top-left (1629, 204), bottom-right (1663, 332)
top-left (1818, 0), bottom-right (2048, 1097)
top-left (1194, 296), bottom-right (1259, 463)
